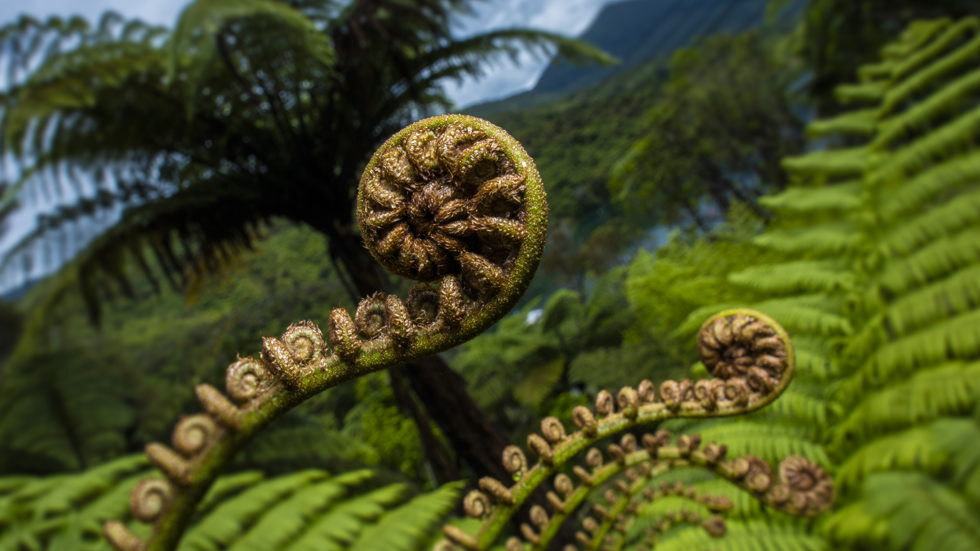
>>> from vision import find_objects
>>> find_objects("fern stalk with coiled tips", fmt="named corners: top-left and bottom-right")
top-left (101, 114), bottom-right (547, 551)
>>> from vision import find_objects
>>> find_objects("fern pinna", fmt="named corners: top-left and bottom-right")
top-left (651, 16), bottom-right (980, 551)
top-left (780, 17), bottom-right (980, 550)
top-left (85, 112), bottom-right (834, 551)
top-left (1, 454), bottom-right (460, 551)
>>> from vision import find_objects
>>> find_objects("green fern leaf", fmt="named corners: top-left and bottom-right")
top-left (351, 481), bottom-right (462, 551)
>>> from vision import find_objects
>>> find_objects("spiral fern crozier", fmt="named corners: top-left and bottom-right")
top-left (102, 115), bottom-right (547, 551)
top-left (437, 308), bottom-right (836, 551)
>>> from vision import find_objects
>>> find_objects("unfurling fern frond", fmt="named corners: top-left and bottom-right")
top-left (97, 114), bottom-right (548, 551)
top-left (436, 309), bottom-right (835, 551)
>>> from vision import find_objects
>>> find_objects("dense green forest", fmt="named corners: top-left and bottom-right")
top-left (2, 0), bottom-right (980, 549)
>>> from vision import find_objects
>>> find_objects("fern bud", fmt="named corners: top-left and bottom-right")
top-left (777, 455), bottom-right (835, 516)
top-left (463, 490), bottom-right (492, 519)
top-left (702, 515), bottom-right (727, 537)
top-left (554, 473), bottom-right (575, 496)
top-left (195, 384), bottom-right (242, 430)
top-left (594, 504), bottom-right (612, 519)
top-left (573, 465), bottom-right (594, 486)
top-left (620, 433), bottom-right (638, 453)
top-left (637, 379), bottom-right (657, 403)
top-left (614, 480), bottom-right (630, 494)
top-left (479, 477), bottom-right (514, 505)
top-left (172, 414), bottom-right (218, 457)
top-left (355, 293), bottom-right (388, 339)
top-left (693, 379), bottom-right (718, 410)
top-left (281, 320), bottom-right (325, 364)
top-left (702, 442), bottom-right (728, 464)
top-left (442, 525), bottom-right (479, 550)
top-left (130, 478), bottom-right (174, 523)
top-left (585, 447), bottom-right (603, 469)
top-left (145, 443), bottom-right (192, 485)
top-left (659, 380), bottom-right (683, 410)
top-left (595, 389), bottom-right (615, 416)
top-left (385, 293), bottom-right (416, 348)
top-left (103, 521), bottom-right (143, 551)
top-left (625, 467), bottom-right (639, 482)
top-left (328, 307), bottom-right (361, 362)
top-left (572, 405), bottom-right (598, 436)
top-left (437, 275), bottom-right (465, 328)
top-left (702, 494), bottom-right (734, 512)
top-left (617, 386), bottom-right (639, 418)
top-left (540, 416), bottom-right (566, 443)
top-left (529, 504), bottom-right (549, 528)
top-left (641, 433), bottom-right (662, 455)
top-left (583, 516), bottom-right (600, 533)
top-left (697, 311), bottom-right (790, 400)
top-left (501, 445), bottom-right (528, 477)
top-left (527, 433), bottom-right (554, 464)
top-left (676, 434), bottom-right (701, 455)
top-left (575, 531), bottom-right (594, 548)
top-left (507, 536), bottom-right (528, 551)
top-left (406, 283), bottom-right (440, 328)
top-left (607, 443), bottom-right (626, 463)
top-left (637, 462), bottom-right (652, 476)
top-left (225, 357), bottom-right (269, 404)
top-left (547, 491), bottom-right (566, 513)
top-left (746, 366), bottom-right (777, 392)
top-left (723, 378), bottom-right (750, 406)
top-left (261, 337), bottom-right (302, 387)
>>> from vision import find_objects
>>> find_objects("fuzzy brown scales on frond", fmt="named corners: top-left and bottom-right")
top-left (358, 121), bottom-right (529, 299)
top-left (102, 115), bottom-right (547, 551)
top-left (437, 309), bottom-right (835, 551)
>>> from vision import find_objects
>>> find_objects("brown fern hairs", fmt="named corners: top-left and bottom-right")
top-left (103, 114), bottom-right (548, 551)
top-left (436, 309), bottom-right (835, 550)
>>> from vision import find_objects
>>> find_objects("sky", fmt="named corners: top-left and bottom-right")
top-left (0, 0), bottom-right (620, 291)
top-left (0, 0), bottom-right (619, 107)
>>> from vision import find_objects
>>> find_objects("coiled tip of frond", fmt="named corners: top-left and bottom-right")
top-left (225, 357), bottom-right (269, 403)
top-left (775, 455), bottom-right (836, 515)
top-left (696, 309), bottom-right (794, 407)
top-left (328, 307), bottom-right (361, 362)
top-left (464, 490), bottom-right (492, 519)
top-left (501, 445), bottom-right (528, 477)
top-left (129, 478), bottom-right (173, 523)
top-left (103, 521), bottom-right (143, 551)
top-left (357, 115), bottom-right (545, 308)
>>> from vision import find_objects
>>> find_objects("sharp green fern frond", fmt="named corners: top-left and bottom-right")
top-left (0, 456), bottom-right (458, 551)
top-left (752, 222), bottom-right (862, 256)
top-left (883, 263), bottom-right (980, 336)
top-left (728, 261), bottom-right (854, 295)
top-left (834, 362), bottom-right (980, 448)
top-left (758, 181), bottom-right (862, 213)
top-left (876, 227), bottom-right (980, 295)
top-left (834, 426), bottom-right (946, 491)
top-left (806, 109), bottom-right (878, 138)
top-left (879, 187), bottom-right (980, 257)
top-left (861, 472), bottom-right (980, 551)
top-left (781, 147), bottom-right (869, 178)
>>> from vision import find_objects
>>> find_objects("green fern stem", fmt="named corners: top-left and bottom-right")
top-left (103, 114), bottom-right (548, 551)
top-left (440, 309), bottom-right (837, 550)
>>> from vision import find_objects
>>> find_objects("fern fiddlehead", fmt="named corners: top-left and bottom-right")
top-left (102, 114), bottom-right (548, 551)
top-left (439, 308), bottom-right (836, 550)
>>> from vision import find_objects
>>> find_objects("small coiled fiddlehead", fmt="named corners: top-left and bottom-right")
top-left (102, 114), bottom-right (548, 551)
top-left (438, 308), bottom-right (836, 551)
